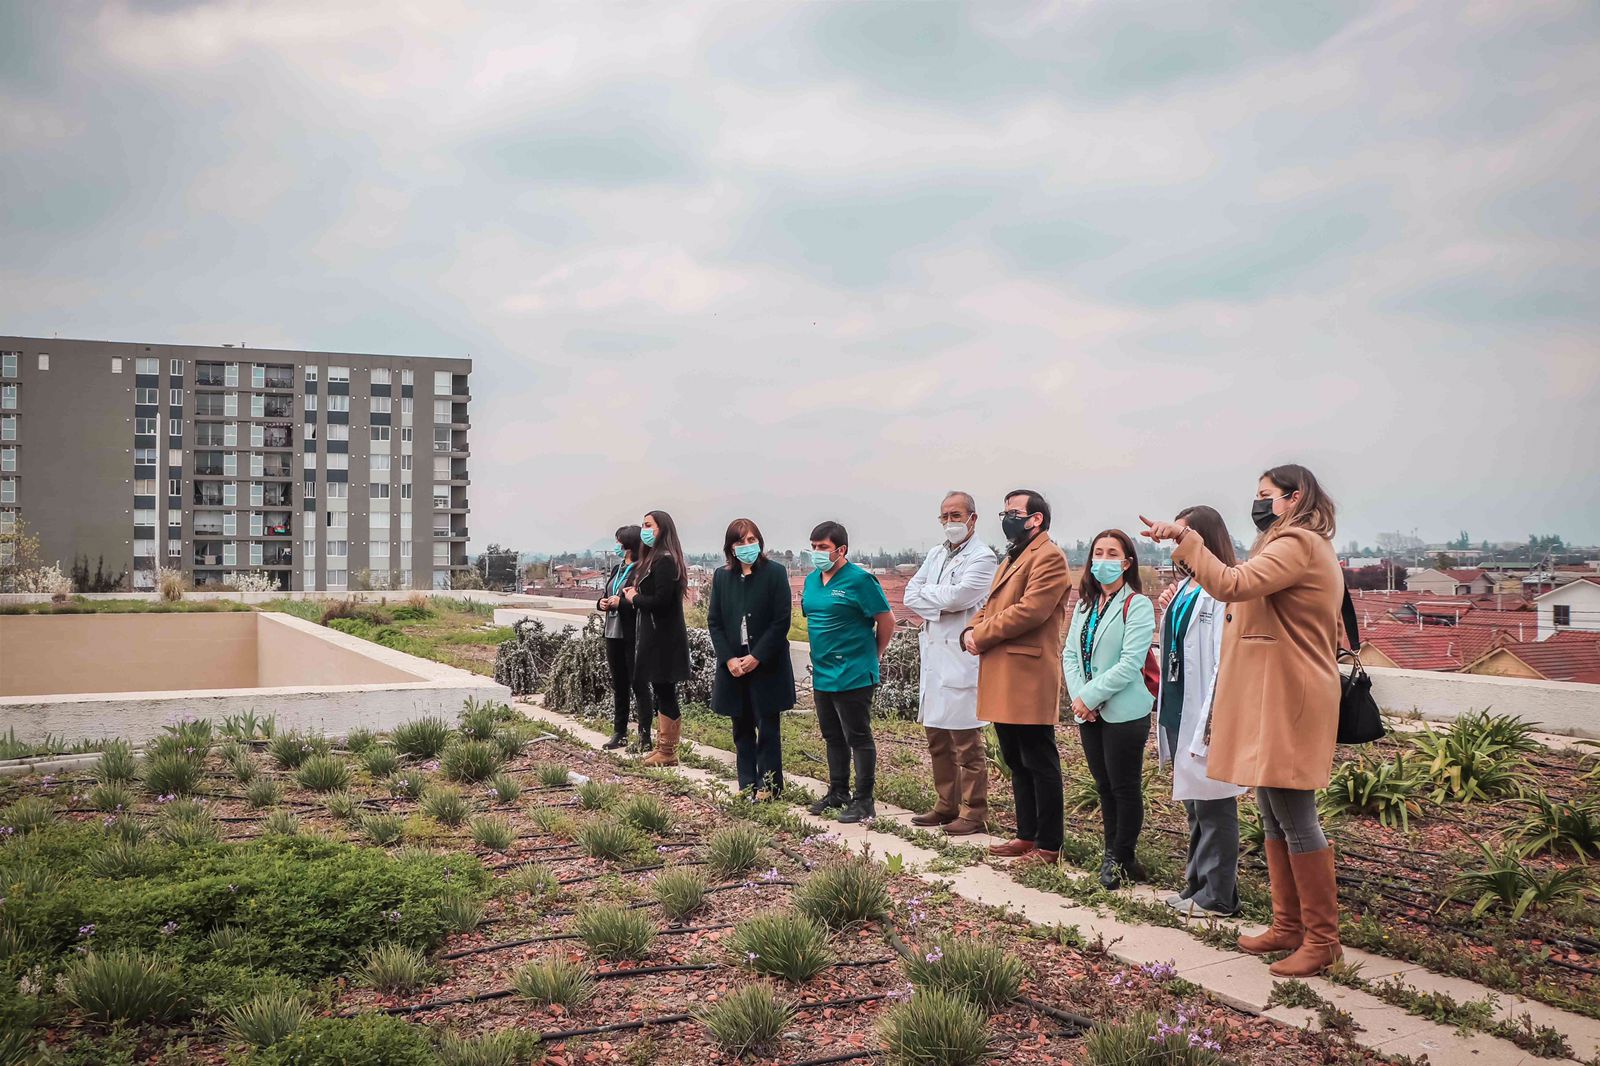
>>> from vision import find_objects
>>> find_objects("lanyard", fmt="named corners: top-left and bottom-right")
top-left (1165, 582), bottom-right (1202, 658)
top-left (610, 563), bottom-right (634, 597)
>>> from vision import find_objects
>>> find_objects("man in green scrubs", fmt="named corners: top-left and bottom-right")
top-left (802, 520), bottom-right (895, 823)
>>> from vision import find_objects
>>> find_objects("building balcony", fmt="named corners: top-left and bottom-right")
top-left (262, 425), bottom-right (293, 448)
top-left (262, 370), bottom-right (294, 390)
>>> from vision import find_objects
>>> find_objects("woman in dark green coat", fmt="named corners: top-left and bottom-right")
top-left (707, 517), bottom-right (796, 798)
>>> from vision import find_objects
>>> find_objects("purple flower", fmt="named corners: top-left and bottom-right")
top-left (744, 951), bottom-right (759, 962)
top-left (78, 924), bottom-right (96, 938)
top-left (160, 921), bottom-right (179, 936)
top-left (386, 910), bottom-right (403, 923)
top-left (924, 947), bottom-right (944, 964)
top-left (0, 827), bottom-right (13, 838)
top-left (228, 884), bottom-right (238, 893)
top-left (759, 868), bottom-right (781, 882)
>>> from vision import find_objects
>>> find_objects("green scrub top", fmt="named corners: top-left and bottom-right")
top-left (802, 561), bottom-right (891, 692)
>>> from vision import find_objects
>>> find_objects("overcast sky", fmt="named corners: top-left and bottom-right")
top-left (3, 1), bottom-right (1597, 556)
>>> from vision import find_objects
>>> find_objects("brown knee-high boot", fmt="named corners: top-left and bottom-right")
top-left (1270, 846), bottom-right (1342, 976)
top-left (1238, 838), bottom-right (1303, 955)
top-left (641, 715), bottom-right (679, 767)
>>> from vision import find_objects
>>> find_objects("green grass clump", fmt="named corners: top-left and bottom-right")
top-left (391, 770), bottom-right (431, 801)
top-left (904, 939), bottom-right (1025, 1012)
top-left (652, 868), bottom-right (709, 921)
top-left (88, 781), bottom-right (136, 813)
top-left (222, 990), bottom-right (311, 1047)
top-left (576, 818), bottom-right (647, 863)
top-left (486, 772), bottom-right (521, 805)
top-left (512, 956), bottom-right (597, 1007)
top-left (794, 858), bottom-right (890, 930)
top-left (393, 717), bottom-right (453, 759)
top-left (246, 776), bottom-right (283, 809)
top-left (324, 790), bottom-right (359, 821)
top-left (297, 753), bottom-right (353, 792)
top-left (1, 796), bottom-right (57, 836)
top-left (344, 728), bottom-right (377, 754)
top-left (436, 891), bottom-right (486, 934)
top-left (530, 808), bottom-right (576, 838)
top-left (705, 824), bottom-right (766, 881)
top-left (436, 1029), bottom-right (539, 1066)
top-left (92, 739), bottom-right (140, 785)
top-left (357, 942), bottom-right (433, 993)
top-left (730, 911), bottom-right (834, 984)
top-left (618, 794), bottom-right (675, 834)
top-left (359, 812), bottom-right (407, 846)
top-left (442, 739), bottom-right (503, 784)
top-left (267, 731), bottom-right (321, 771)
top-left (575, 905), bottom-right (656, 961)
top-left (576, 779), bottom-right (621, 811)
top-left (423, 787), bottom-right (471, 827)
top-left (252, 1013), bottom-right (436, 1066)
top-left (363, 745), bottom-right (401, 778)
top-left (459, 700), bottom-right (502, 741)
top-left (141, 751), bottom-right (205, 795)
top-left (469, 815), bottom-right (516, 852)
top-left (879, 988), bottom-right (992, 1066)
top-left (500, 862), bottom-right (561, 903)
top-left (64, 949), bottom-right (188, 1023)
top-left (535, 762), bottom-right (573, 788)
top-left (86, 837), bottom-right (160, 879)
top-left (261, 810), bottom-right (302, 836)
top-left (697, 982), bottom-right (794, 1057)
top-left (1082, 1009), bottom-right (1222, 1065)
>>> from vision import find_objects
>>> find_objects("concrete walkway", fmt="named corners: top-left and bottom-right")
top-left (520, 697), bottom-right (1598, 1066)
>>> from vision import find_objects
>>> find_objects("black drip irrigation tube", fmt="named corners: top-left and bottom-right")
top-left (355, 963), bottom-right (724, 1016)
top-left (440, 922), bottom-right (737, 961)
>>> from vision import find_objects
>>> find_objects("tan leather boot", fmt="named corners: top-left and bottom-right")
top-left (1238, 838), bottom-right (1303, 955)
top-left (1270, 847), bottom-right (1342, 977)
top-left (641, 715), bottom-right (679, 767)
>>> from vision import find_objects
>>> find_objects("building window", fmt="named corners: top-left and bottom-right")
top-left (169, 448), bottom-right (184, 467)
top-left (434, 371), bottom-right (451, 395)
top-left (168, 479), bottom-right (182, 496)
top-left (370, 483), bottom-right (391, 499)
top-left (326, 510), bottom-right (347, 530)
top-left (326, 423), bottom-right (348, 442)
top-left (135, 417), bottom-right (158, 435)
top-left (1, 353), bottom-right (18, 377)
top-left (327, 540), bottom-right (347, 558)
top-left (303, 537), bottom-right (316, 558)
top-left (402, 369), bottom-right (414, 385)
top-left (371, 541), bottom-right (390, 559)
top-left (0, 385), bottom-right (15, 410)
top-left (304, 393), bottom-right (318, 411)
top-left (372, 455), bottom-right (391, 474)
top-left (168, 539), bottom-right (182, 559)
top-left (111, 357), bottom-right (123, 373)
top-left (250, 394), bottom-right (265, 418)
top-left (133, 508), bottom-right (156, 526)
top-left (133, 478), bottom-right (156, 494)
top-left (1554, 605), bottom-right (1572, 628)
top-left (0, 509), bottom-right (13, 535)
top-left (250, 423), bottom-right (264, 448)
top-left (304, 451), bottom-right (317, 470)
top-left (136, 358), bottom-right (159, 375)
top-left (371, 368), bottom-right (391, 385)
top-left (401, 454), bottom-right (412, 472)
top-left (370, 425), bottom-right (390, 443)
top-left (327, 482), bottom-right (348, 499)
top-left (329, 366), bottom-right (350, 383)
top-left (250, 542), bottom-right (263, 566)
top-left (169, 419), bottom-right (183, 438)
top-left (134, 447), bottom-right (157, 464)
top-left (434, 400), bottom-right (450, 424)
top-left (401, 483), bottom-right (412, 499)
top-left (327, 394), bottom-right (349, 413)
top-left (223, 512), bottom-right (237, 536)
top-left (168, 510), bottom-right (181, 528)
top-left (226, 363), bottom-right (239, 387)
top-left (133, 538), bottom-right (156, 557)
top-left (225, 393), bottom-right (238, 417)
top-left (305, 365), bottom-right (318, 382)
top-left (370, 396), bottom-right (391, 414)
top-left (38, 354), bottom-right (49, 371)
top-left (135, 388), bottom-right (159, 405)
top-left (400, 397), bottom-right (413, 417)
top-left (170, 358), bottom-right (183, 376)
top-left (327, 568), bottom-right (348, 588)
top-left (251, 365), bottom-right (265, 388)
top-left (0, 478), bottom-right (14, 504)
top-left (170, 388), bottom-right (183, 406)
top-left (1, 447), bottom-right (15, 472)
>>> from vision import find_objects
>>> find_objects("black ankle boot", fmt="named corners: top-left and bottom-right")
top-left (808, 789), bottom-right (849, 815)
top-left (602, 732), bottom-right (627, 750)
top-left (1098, 854), bottom-right (1120, 890)
top-left (837, 797), bottom-right (876, 824)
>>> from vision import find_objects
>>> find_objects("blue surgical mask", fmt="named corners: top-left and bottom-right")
top-left (640, 527), bottom-right (657, 547)
top-left (1091, 559), bottom-right (1125, 584)
top-left (809, 548), bottom-right (834, 570)
top-left (612, 544), bottom-right (624, 558)
top-left (733, 543), bottom-right (762, 565)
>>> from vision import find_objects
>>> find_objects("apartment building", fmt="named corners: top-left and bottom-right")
top-left (0, 337), bottom-right (470, 592)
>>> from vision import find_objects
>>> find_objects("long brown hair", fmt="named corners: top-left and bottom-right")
top-left (1078, 528), bottom-right (1142, 608)
top-left (638, 509), bottom-right (687, 594)
top-left (1174, 506), bottom-right (1237, 569)
top-left (722, 517), bottom-right (766, 571)
top-left (1258, 464), bottom-right (1337, 546)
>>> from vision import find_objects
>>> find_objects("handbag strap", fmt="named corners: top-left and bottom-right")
top-left (1340, 587), bottom-right (1362, 656)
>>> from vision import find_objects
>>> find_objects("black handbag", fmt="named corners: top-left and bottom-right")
top-left (1336, 589), bottom-right (1385, 744)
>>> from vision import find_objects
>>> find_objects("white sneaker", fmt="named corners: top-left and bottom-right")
top-left (1162, 892), bottom-right (1190, 909)
top-left (1166, 895), bottom-right (1235, 919)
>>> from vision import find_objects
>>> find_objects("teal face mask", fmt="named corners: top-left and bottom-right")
top-left (1090, 559), bottom-right (1125, 584)
top-left (612, 544), bottom-right (624, 558)
top-left (733, 543), bottom-right (761, 565)
top-left (809, 548), bottom-right (835, 570)
top-left (640, 527), bottom-right (657, 548)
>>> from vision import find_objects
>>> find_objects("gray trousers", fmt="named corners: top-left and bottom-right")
top-left (1256, 785), bottom-right (1328, 854)
top-left (1164, 727), bottom-right (1240, 914)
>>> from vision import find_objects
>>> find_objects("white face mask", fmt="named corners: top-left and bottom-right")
top-left (944, 522), bottom-right (969, 544)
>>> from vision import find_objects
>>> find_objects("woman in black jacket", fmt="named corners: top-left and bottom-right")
top-left (597, 524), bottom-right (648, 752)
top-left (625, 509), bottom-right (692, 767)
top-left (708, 518), bottom-right (796, 798)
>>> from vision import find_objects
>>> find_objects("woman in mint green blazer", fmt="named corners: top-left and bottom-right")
top-left (1064, 528), bottom-right (1156, 889)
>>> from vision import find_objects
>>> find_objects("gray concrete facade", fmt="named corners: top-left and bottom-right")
top-left (0, 336), bottom-right (471, 591)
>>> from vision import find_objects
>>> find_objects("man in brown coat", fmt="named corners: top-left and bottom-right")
top-left (961, 488), bottom-right (1072, 867)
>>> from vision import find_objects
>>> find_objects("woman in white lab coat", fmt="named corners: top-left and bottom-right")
top-left (901, 492), bottom-right (999, 835)
top-left (1156, 505), bottom-right (1248, 917)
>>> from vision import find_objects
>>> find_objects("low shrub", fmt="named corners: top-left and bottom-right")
top-left (222, 990), bottom-right (311, 1047)
top-left (1082, 1009), bottom-right (1223, 1064)
top-left (512, 956), bottom-right (597, 1006)
top-left (575, 905), bottom-right (656, 961)
top-left (470, 815), bottom-right (516, 852)
top-left (905, 939), bottom-right (1025, 1012)
top-left (576, 779), bottom-right (621, 811)
top-left (252, 1013), bottom-right (437, 1066)
top-left (697, 982), bottom-right (794, 1057)
top-left (261, 810), bottom-right (302, 836)
top-left (879, 988), bottom-right (991, 1066)
top-left (92, 739), bottom-right (139, 785)
top-left (534, 762), bottom-right (573, 788)
top-left (357, 942), bottom-right (433, 992)
top-left (1, 796), bottom-right (57, 836)
top-left (436, 1029), bottom-right (539, 1066)
top-left (652, 867), bottom-right (708, 921)
top-left (1448, 840), bottom-right (1595, 919)
top-left (619, 794), bottom-right (675, 834)
top-left (297, 753), bottom-right (353, 793)
top-left (267, 731), bottom-right (320, 771)
top-left (325, 791), bottom-right (359, 821)
top-left (393, 717), bottom-right (453, 759)
top-left (64, 949), bottom-right (188, 1023)
top-left (486, 772), bottom-right (521, 805)
top-left (141, 751), bottom-right (204, 796)
top-left (442, 739), bottom-right (503, 784)
top-left (246, 776), bottom-right (283, 809)
top-left (576, 818), bottom-right (646, 863)
top-left (1510, 795), bottom-right (1600, 861)
top-left (359, 812), bottom-right (407, 846)
top-left (391, 770), bottom-right (431, 801)
top-left (730, 910), bottom-right (834, 984)
top-left (423, 787), bottom-right (471, 828)
top-left (436, 891), bottom-right (486, 934)
top-left (88, 781), bottom-right (136, 814)
top-left (794, 858), bottom-right (890, 930)
top-left (363, 745), bottom-right (401, 778)
top-left (706, 824), bottom-right (766, 881)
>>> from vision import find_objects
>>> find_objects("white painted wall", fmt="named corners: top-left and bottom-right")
top-left (1535, 579), bottom-right (1600, 641)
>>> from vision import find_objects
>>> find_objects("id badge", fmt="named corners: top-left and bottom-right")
top-left (1166, 649), bottom-right (1181, 684)
top-left (740, 615), bottom-right (749, 646)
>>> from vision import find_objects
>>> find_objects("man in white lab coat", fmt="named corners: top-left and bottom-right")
top-left (901, 491), bottom-right (999, 835)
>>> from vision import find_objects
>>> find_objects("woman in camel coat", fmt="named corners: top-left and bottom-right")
top-left (1142, 463), bottom-right (1345, 978)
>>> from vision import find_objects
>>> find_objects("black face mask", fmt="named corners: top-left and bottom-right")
top-left (1251, 497), bottom-right (1279, 532)
top-left (1001, 513), bottom-right (1032, 543)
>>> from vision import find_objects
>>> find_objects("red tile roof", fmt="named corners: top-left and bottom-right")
top-left (1487, 632), bottom-right (1600, 685)
top-left (1443, 568), bottom-right (1488, 582)
top-left (1359, 620), bottom-right (1511, 671)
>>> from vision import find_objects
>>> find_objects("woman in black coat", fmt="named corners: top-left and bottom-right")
top-left (708, 518), bottom-right (796, 798)
top-left (597, 524), bottom-right (648, 752)
top-left (625, 509), bottom-right (692, 767)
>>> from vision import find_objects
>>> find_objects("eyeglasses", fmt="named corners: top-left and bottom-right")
top-left (937, 512), bottom-right (969, 522)
top-left (998, 510), bottom-right (1032, 520)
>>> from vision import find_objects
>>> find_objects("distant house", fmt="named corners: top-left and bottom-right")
top-left (1535, 576), bottom-right (1600, 641)
top-left (1461, 631), bottom-right (1600, 685)
top-left (1406, 568), bottom-right (1495, 596)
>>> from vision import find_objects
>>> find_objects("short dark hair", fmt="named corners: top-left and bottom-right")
top-left (810, 521), bottom-right (848, 549)
top-left (1078, 528), bottom-right (1142, 606)
top-left (614, 525), bottom-right (642, 559)
top-left (722, 517), bottom-right (767, 571)
top-left (1004, 489), bottom-right (1051, 531)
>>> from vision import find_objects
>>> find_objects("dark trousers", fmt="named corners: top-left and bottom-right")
top-left (1079, 714), bottom-right (1150, 865)
top-left (731, 685), bottom-right (784, 796)
top-left (814, 685), bottom-right (875, 801)
top-left (604, 638), bottom-right (644, 735)
top-left (638, 680), bottom-right (681, 721)
top-left (993, 722), bottom-right (1063, 852)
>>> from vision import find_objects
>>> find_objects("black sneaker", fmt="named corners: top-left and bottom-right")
top-left (836, 798), bottom-right (876, 824)
top-left (602, 733), bottom-right (627, 750)
top-left (1098, 855), bottom-right (1121, 890)
top-left (808, 790), bottom-right (849, 816)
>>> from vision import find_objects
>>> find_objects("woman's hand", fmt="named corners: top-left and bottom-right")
top-left (738, 655), bottom-right (759, 675)
top-left (961, 630), bottom-right (978, 654)
top-left (623, 586), bottom-right (638, 603)
top-left (1139, 515), bottom-right (1187, 543)
top-left (1071, 696), bottom-right (1097, 722)
top-left (727, 657), bottom-right (746, 677)
top-left (1155, 584), bottom-right (1178, 613)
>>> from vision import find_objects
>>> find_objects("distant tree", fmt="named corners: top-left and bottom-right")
top-left (476, 543), bottom-right (520, 590)
top-left (1434, 552), bottom-right (1456, 569)
top-left (1345, 563), bottom-right (1405, 591)
top-left (0, 517), bottom-right (43, 592)
top-left (1450, 530), bottom-right (1471, 550)
top-left (452, 568), bottom-right (485, 591)
top-left (70, 553), bottom-right (128, 593)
